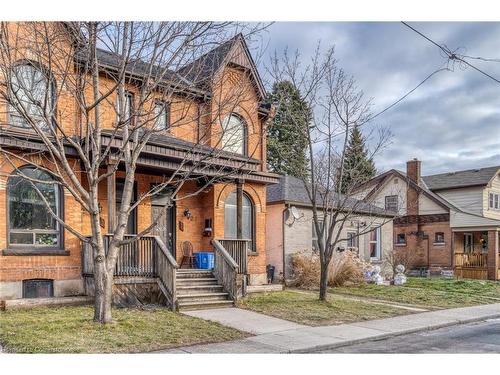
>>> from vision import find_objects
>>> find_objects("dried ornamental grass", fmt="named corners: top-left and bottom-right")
top-left (289, 250), bottom-right (320, 289)
top-left (328, 250), bottom-right (370, 287)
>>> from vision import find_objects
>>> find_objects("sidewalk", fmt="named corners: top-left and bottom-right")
top-left (162, 303), bottom-right (500, 353)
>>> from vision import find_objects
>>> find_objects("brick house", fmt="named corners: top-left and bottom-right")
top-left (266, 175), bottom-right (395, 283)
top-left (0, 23), bottom-right (279, 308)
top-left (354, 159), bottom-right (500, 280)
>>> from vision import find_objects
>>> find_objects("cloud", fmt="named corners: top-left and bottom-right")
top-left (256, 22), bottom-right (500, 175)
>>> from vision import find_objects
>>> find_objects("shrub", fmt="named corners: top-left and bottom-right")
top-left (289, 250), bottom-right (368, 289)
top-left (328, 250), bottom-right (369, 287)
top-left (289, 250), bottom-right (320, 289)
top-left (384, 247), bottom-right (418, 279)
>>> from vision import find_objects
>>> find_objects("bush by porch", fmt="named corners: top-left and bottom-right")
top-left (0, 306), bottom-right (246, 353)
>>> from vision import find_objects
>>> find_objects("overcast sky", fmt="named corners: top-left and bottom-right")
top-left (254, 22), bottom-right (500, 176)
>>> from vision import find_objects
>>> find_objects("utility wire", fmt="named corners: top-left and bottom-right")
top-left (401, 21), bottom-right (500, 85)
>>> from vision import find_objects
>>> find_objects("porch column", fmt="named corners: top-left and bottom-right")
top-left (487, 230), bottom-right (499, 281)
top-left (236, 180), bottom-right (243, 238)
top-left (107, 161), bottom-right (117, 234)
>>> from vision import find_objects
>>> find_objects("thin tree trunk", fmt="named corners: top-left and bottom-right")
top-left (319, 262), bottom-right (329, 301)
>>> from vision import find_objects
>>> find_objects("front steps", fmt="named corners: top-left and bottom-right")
top-left (176, 269), bottom-right (234, 311)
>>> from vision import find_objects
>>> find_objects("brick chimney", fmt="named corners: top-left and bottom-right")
top-left (406, 158), bottom-right (421, 215)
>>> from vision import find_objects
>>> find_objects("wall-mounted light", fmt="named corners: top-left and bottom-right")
top-left (183, 208), bottom-right (192, 220)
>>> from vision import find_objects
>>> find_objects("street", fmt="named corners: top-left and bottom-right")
top-left (318, 319), bottom-right (500, 353)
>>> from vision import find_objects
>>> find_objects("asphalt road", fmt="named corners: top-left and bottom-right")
top-left (318, 319), bottom-right (500, 353)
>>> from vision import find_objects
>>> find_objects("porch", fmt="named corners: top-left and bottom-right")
top-left (81, 235), bottom-right (250, 310)
top-left (453, 229), bottom-right (500, 280)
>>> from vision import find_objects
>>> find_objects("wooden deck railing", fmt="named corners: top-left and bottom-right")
top-left (218, 239), bottom-right (250, 275)
top-left (153, 236), bottom-right (178, 309)
top-left (212, 239), bottom-right (240, 302)
top-left (81, 234), bottom-right (178, 310)
top-left (454, 252), bottom-right (488, 268)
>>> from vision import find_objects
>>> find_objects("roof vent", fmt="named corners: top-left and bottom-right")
top-left (474, 169), bottom-right (480, 172)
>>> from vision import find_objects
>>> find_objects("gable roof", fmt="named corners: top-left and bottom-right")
top-left (267, 175), bottom-right (395, 217)
top-left (176, 33), bottom-right (266, 99)
top-left (422, 165), bottom-right (500, 191)
top-left (359, 169), bottom-right (454, 212)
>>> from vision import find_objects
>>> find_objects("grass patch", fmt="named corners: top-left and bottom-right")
top-left (332, 277), bottom-right (500, 309)
top-left (237, 290), bottom-right (409, 326)
top-left (0, 306), bottom-right (246, 353)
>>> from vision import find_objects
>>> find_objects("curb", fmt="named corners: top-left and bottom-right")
top-left (288, 312), bottom-right (500, 353)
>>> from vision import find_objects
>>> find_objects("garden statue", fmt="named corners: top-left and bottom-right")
top-left (394, 264), bottom-right (407, 285)
top-left (371, 265), bottom-right (384, 285)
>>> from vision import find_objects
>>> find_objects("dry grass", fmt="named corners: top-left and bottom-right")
top-left (328, 251), bottom-right (369, 287)
top-left (289, 250), bottom-right (368, 289)
top-left (289, 250), bottom-right (321, 289)
top-left (0, 306), bottom-right (246, 353)
top-left (238, 290), bottom-right (410, 326)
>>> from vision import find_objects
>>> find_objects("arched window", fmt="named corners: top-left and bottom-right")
top-left (224, 191), bottom-right (255, 252)
top-left (9, 62), bottom-right (54, 129)
top-left (221, 113), bottom-right (247, 155)
top-left (7, 167), bottom-right (61, 247)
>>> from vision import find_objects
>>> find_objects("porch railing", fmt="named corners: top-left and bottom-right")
top-left (212, 239), bottom-right (241, 301)
top-left (218, 239), bottom-right (250, 275)
top-left (81, 234), bottom-right (178, 309)
top-left (455, 252), bottom-right (488, 268)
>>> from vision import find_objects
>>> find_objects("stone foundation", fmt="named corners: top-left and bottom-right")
top-left (0, 278), bottom-right (84, 300)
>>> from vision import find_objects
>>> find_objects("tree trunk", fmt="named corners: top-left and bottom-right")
top-left (92, 243), bottom-right (113, 324)
top-left (93, 266), bottom-right (113, 323)
top-left (319, 262), bottom-right (329, 301)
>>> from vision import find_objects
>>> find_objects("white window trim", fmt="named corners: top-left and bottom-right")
top-left (369, 227), bottom-right (382, 261)
top-left (489, 192), bottom-right (500, 210)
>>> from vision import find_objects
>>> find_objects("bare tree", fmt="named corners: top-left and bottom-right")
top-left (269, 45), bottom-right (396, 301)
top-left (0, 21), bottom-right (269, 323)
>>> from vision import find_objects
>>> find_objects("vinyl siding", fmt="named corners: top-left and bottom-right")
top-left (367, 175), bottom-right (407, 215)
top-left (419, 194), bottom-right (447, 215)
top-left (484, 174), bottom-right (500, 220)
top-left (436, 187), bottom-right (484, 215)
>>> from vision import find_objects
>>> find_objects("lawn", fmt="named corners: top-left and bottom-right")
top-left (331, 277), bottom-right (500, 309)
top-left (237, 290), bottom-right (410, 326)
top-left (0, 306), bottom-right (246, 353)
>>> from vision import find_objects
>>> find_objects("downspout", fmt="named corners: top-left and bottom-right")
top-left (282, 203), bottom-right (289, 283)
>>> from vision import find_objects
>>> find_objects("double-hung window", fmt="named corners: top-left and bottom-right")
top-left (369, 227), bottom-right (381, 260)
top-left (154, 101), bottom-right (170, 130)
top-left (346, 231), bottom-right (358, 249)
top-left (489, 192), bottom-right (500, 210)
top-left (385, 195), bottom-right (398, 212)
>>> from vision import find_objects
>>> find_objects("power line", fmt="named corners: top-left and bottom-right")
top-left (401, 21), bottom-right (500, 85)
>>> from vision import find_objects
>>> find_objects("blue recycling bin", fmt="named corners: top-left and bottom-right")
top-left (194, 252), bottom-right (214, 270)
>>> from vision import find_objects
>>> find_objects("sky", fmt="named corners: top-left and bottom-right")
top-left (253, 22), bottom-right (500, 176)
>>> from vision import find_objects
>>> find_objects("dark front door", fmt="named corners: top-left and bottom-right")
top-left (152, 205), bottom-right (175, 256)
top-left (151, 184), bottom-right (176, 256)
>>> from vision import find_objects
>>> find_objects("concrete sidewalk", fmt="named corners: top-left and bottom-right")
top-left (163, 303), bottom-right (500, 353)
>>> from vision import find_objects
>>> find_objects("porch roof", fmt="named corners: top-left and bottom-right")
top-left (450, 210), bottom-right (500, 230)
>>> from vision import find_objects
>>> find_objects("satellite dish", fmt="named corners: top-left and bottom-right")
top-left (290, 206), bottom-right (300, 220)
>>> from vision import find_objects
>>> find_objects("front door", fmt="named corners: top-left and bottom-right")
top-left (464, 233), bottom-right (473, 253)
top-left (151, 184), bottom-right (175, 257)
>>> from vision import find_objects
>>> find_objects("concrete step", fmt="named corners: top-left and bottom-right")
top-left (177, 285), bottom-right (224, 294)
top-left (178, 299), bottom-right (234, 311)
top-left (177, 292), bottom-right (230, 303)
